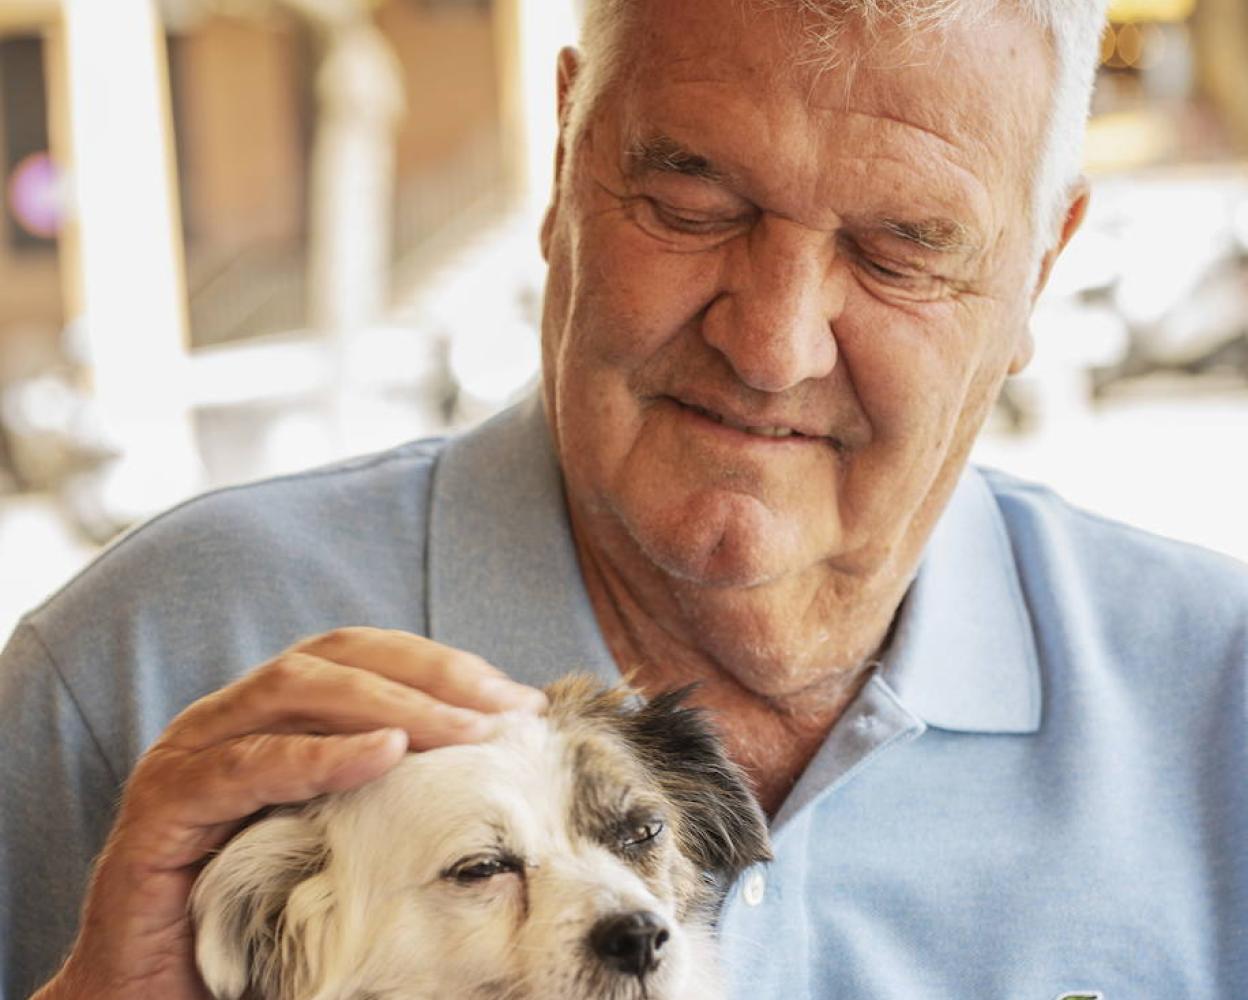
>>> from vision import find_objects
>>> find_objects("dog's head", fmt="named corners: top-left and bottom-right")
top-left (191, 676), bottom-right (771, 1000)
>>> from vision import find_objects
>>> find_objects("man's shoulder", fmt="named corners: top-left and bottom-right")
top-left (20, 435), bottom-right (453, 691)
top-left (46, 436), bottom-right (446, 604)
top-left (980, 465), bottom-right (1247, 576)
top-left (978, 465), bottom-right (1248, 652)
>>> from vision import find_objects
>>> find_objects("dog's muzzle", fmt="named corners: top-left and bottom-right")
top-left (590, 910), bottom-right (671, 978)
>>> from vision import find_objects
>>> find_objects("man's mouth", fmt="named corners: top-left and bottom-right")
top-left (682, 401), bottom-right (808, 440)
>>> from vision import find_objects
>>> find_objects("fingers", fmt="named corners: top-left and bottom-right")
top-left (196, 727), bottom-right (409, 810)
top-left (170, 628), bottom-right (546, 751)
top-left (115, 628), bottom-right (545, 870)
top-left (180, 726), bottom-right (410, 823)
top-left (171, 654), bottom-right (494, 751)
top-left (306, 628), bottom-right (546, 714)
top-left (51, 629), bottom-right (535, 997)
top-left (117, 728), bottom-right (409, 870)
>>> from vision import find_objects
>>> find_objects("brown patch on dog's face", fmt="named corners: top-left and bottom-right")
top-left (565, 728), bottom-right (691, 909)
top-left (546, 676), bottom-right (772, 917)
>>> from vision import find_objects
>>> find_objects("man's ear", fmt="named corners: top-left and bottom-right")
top-left (1030, 177), bottom-right (1091, 304)
top-left (624, 688), bottom-right (772, 884)
top-left (191, 812), bottom-right (333, 1000)
top-left (1011, 177), bottom-right (1091, 375)
top-left (540, 46), bottom-right (582, 261)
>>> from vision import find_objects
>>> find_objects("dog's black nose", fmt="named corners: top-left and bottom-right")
top-left (590, 910), bottom-right (670, 977)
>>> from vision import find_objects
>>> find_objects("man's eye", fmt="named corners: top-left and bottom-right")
top-left (446, 856), bottom-right (521, 882)
top-left (857, 250), bottom-right (931, 283)
top-left (862, 258), bottom-right (909, 280)
top-left (653, 204), bottom-right (719, 232)
top-left (640, 198), bottom-right (746, 239)
top-left (620, 818), bottom-right (664, 850)
top-left (856, 254), bottom-right (946, 300)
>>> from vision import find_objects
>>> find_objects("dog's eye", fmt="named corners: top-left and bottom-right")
top-left (620, 819), bottom-right (664, 850)
top-left (447, 856), bottom-right (520, 882)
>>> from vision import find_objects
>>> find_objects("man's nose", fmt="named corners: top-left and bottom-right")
top-left (702, 215), bottom-right (840, 393)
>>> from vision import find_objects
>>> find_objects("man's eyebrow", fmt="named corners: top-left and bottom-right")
top-left (624, 134), bottom-right (728, 183)
top-left (877, 217), bottom-right (980, 255)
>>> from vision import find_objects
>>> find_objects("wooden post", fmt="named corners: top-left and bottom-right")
top-left (61, 0), bottom-right (200, 519)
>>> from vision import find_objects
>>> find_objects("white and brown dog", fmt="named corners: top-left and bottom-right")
top-left (191, 676), bottom-right (771, 1000)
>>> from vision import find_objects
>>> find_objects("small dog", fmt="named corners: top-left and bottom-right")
top-left (191, 676), bottom-right (771, 1000)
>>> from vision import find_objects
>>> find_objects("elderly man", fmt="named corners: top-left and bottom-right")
top-left (3, 0), bottom-right (1245, 997)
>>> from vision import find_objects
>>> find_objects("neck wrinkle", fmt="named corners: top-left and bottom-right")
top-left (566, 499), bottom-right (894, 816)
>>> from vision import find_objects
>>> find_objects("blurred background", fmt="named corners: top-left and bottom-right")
top-left (0, 0), bottom-right (1245, 644)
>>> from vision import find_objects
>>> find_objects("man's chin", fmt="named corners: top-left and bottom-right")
top-left (624, 497), bottom-right (816, 591)
top-left (648, 544), bottom-right (778, 590)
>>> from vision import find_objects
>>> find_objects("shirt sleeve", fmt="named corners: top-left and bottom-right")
top-left (0, 619), bottom-right (121, 1000)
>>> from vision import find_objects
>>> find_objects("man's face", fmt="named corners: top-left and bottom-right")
top-left (541, 1), bottom-right (1059, 608)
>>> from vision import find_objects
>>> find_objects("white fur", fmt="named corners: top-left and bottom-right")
top-left (192, 712), bottom-right (729, 1000)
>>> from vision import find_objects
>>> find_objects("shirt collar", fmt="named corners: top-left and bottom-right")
top-left (878, 467), bottom-right (1043, 734)
top-left (428, 395), bottom-right (1041, 733)
top-left (426, 392), bottom-right (619, 685)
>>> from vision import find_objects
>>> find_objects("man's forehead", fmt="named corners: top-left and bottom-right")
top-left (605, 0), bottom-right (1051, 243)
top-left (620, 3), bottom-right (1049, 135)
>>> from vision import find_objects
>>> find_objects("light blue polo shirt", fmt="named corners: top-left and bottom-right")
top-left (1, 394), bottom-right (1245, 999)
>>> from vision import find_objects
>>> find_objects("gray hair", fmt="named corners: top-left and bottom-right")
top-left (569, 0), bottom-right (1109, 254)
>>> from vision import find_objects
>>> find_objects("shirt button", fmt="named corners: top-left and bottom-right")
top-left (742, 869), bottom-right (766, 907)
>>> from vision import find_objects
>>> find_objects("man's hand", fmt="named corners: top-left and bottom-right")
top-left (32, 628), bottom-right (546, 1000)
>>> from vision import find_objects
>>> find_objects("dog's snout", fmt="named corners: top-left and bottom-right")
top-left (590, 910), bottom-right (670, 977)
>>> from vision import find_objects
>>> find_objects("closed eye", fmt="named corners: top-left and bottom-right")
top-left (648, 200), bottom-right (743, 235)
top-left (861, 258), bottom-right (909, 280)
top-left (850, 247), bottom-right (948, 301)
top-left (444, 854), bottom-right (523, 883)
top-left (622, 190), bottom-right (755, 248)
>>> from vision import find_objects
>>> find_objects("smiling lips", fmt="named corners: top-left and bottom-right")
top-left (681, 400), bottom-right (814, 440)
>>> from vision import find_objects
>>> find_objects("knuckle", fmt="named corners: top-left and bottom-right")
top-left (217, 734), bottom-right (299, 794)
top-left (424, 654), bottom-right (457, 687)
top-left (446, 648), bottom-right (489, 679)
top-left (164, 682), bottom-right (229, 735)
top-left (250, 732), bottom-right (335, 776)
top-left (116, 746), bottom-right (185, 822)
top-left (299, 625), bottom-right (373, 657)
top-left (252, 651), bottom-right (308, 694)
top-left (297, 736), bottom-right (338, 776)
top-left (216, 735), bottom-right (258, 782)
top-left (457, 650), bottom-right (493, 675)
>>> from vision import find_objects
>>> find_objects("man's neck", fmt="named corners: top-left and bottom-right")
top-left (571, 516), bottom-right (908, 816)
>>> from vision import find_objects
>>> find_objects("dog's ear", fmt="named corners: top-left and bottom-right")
top-left (191, 811), bottom-right (334, 1000)
top-left (625, 688), bottom-right (772, 884)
